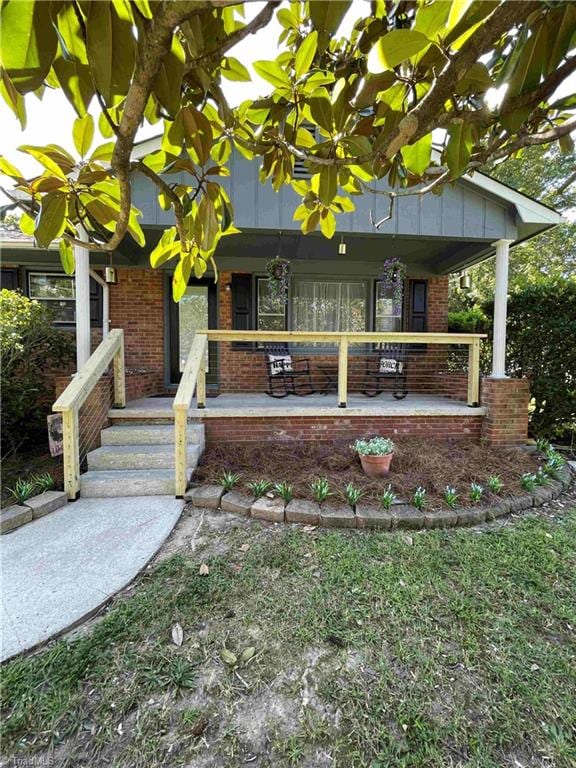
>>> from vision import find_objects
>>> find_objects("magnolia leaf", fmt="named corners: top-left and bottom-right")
top-left (0, 0), bottom-right (57, 92)
top-left (309, 93), bottom-right (333, 133)
top-left (222, 56), bottom-right (251, 82)
top-left (239, 646), bottom-right (256, 664)
top-left (368, 30), bottom-right (430, 73)
top-left (455, 62), bottom-right (493, 95)
top-left (198, 562), bottom-right (210, 576)
top-left (318, 166), bottom-right (337, 206)
top-left (401, 133), bottom-right (432, 177)
top-left (0, 155), bottom-right (25, 180)
top-left (35, 192), bottom-right (67, 248)
top-left (173, 254), bottom-right (191, 302)
top-left (446, 0), bottom-right (474, 32)
top-left (445, 120), bottom-right (473, 178)
top-left (86, 2), bottom-right (135, 106)
top-left (73, 114), bottom-right (95, 158)
top-left (221, 648), bottom-right (237, 666)
top-left (89, 142), bottom-right (116, 163)
top-left (171, 622), bottom-right (184, 647)
top-left (153, 35), bottom-right (185, 117)
top-left (309, 1), bottom-right (351, 35)
top-left (414, 1), bottom-right (450, 40)
top-left (302, 208), bottom-right (320, 234)
top-left (253, 60), bottom-right (291, 89)
top-left (320, 209), bottom-right (336, 238)
top-left (55, 3), bottom-right (88, 65)
top-left (59, 238), bottom-right (75, 274)
top-left (53, 56), bottom-right (94, 118)
top-left (295, 30), bottom-right (318, 79)
top-left (181, 106), bottom-right (212, 166)
top-left (18, 145), bottom-right (68, 180)
top-left (0, 69), bottom-right (27, 129)
top-left (150, 227), bottom-right (178, 267)
top-left (133, 0), bottom-right (153, 19)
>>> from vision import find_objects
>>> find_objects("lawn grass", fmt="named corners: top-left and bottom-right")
top-left (2, 508), bottom-right (576, 767)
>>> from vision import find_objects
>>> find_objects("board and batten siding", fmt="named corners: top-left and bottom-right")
top-left (132, 150), bottom-right (517, 242)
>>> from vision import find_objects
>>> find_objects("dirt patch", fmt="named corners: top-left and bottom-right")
top-left (192, 439), bottom-right (540, 509)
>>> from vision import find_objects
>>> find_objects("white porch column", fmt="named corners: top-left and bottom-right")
top-left (491, 238), bottom-right (514, 378)
top-left (74, 228), bottom-right (91, 370)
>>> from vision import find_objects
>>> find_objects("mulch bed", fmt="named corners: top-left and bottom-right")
top-left (192, 439), bottom-right (541, 510)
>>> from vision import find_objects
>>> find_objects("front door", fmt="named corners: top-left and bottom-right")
top-left (169, 279), bottom-right (218, 387)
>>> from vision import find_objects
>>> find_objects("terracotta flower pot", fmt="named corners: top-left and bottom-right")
top-left (359, 452), bottom-right (393, 478)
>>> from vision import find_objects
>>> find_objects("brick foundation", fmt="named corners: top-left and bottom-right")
top-left (200, 414), bottom-right (483, 445)
top-left (481, 377), bottom-right (530, 446)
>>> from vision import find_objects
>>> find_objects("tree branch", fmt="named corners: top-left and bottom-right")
top-left (132, 160), bottom-right (188, 246)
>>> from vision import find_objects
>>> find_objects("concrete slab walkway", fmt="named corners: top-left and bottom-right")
top-left (1, 496), bottom-right (183, 662)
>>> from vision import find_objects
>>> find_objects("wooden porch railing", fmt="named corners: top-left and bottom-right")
top-left (174, 330), bottom-right (484, 497)
top-left (53, 329), bottom-right (126, 500)
top-left (173, 333), bottom-right (208, 497)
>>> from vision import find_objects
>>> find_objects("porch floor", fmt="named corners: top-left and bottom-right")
top-left (110, 393), bottom-right (486, 420)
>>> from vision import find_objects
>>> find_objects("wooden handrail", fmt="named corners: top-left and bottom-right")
top-left (202, 330), bottom-right (486, 345)
top-left (174, 334), bottom-right (207, 497)
top-left (53, 328), bottom-right (125, 499)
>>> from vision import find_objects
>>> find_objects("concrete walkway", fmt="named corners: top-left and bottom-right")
top-left (1, 496), bottom-right (183, 662)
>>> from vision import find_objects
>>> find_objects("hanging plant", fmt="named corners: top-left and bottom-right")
top-left (266, 256), bottom-right (290, 302)
top-left (379, 257), bottom-right (406, 314)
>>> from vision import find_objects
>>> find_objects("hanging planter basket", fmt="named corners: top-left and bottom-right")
top-left (266, 256), bottom-right (290, 302)
top-left (379, 257), bottom-right (406, 314)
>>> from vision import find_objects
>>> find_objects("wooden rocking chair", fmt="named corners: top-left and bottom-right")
top-left (264, 342), bottom-right (315, 398)
top-left (363, 343), bottom-right (408, 399)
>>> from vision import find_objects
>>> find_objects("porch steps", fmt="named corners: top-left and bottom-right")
top-left (80, 422), bottom-right (205, 498)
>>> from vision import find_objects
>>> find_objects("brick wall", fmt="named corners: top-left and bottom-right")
top-left (481, 377), bottom-right (530, 446)
top-left (200, 414), bottom-right (483, 445)
top-left (427, 276), bottom-right (449, 332)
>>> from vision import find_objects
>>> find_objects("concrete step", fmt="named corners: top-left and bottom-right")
top-left (101, 423), bottom-right (204, 448)
top-left (80, 468), bottom-right (189, 497)
top-left (87, 443), bottom-right (201, 471)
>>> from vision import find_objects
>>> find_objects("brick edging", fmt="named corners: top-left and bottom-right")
top-left (185, 465), bottom-right (574, 531)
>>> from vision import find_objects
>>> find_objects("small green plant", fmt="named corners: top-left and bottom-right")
top-left (380, 485), bottom-right (396, 511)
top-left (246, 479), bottom-right (272, 498)
top-left (412, 486), bottom-right (427, 511)
top-left (443, 485), bottom-right (459, 509)
top-left (469, 482), bottom-right (484, 504)
top-left (9, 478), bottom-right (36, 504)
top-left (31, 472), bottom-right (55, 492)
top-left (274, 482), bottom-right (294, 503)
top-left (219, 471), bottom-right (241, 492)
top-left (351, 436), bottom-right (394, 456)
top-left (342, 483), bottom-right (365, 509)
top-left (310, 477), bottom-right (331, 503)
top-left (544, 453), bottom-right (565, 478)
top-left (534, 468), bottom-right (550, 486)
top-left (536, 437), bottom-right (553, 457)
top-left (521, 472), bottom-right (537, 491)
top-left (487, 475), bottom-right (503, 494)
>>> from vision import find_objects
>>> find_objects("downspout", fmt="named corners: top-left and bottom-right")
top-left (89, 268), bottom-right (110, 340)
top-left (74, 226), bottom-right (91, 369)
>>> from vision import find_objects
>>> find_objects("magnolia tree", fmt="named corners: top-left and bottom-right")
top-left (0, 0), bottom-right (575, 299)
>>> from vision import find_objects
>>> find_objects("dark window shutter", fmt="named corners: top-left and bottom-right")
top-left (1, 268), bottom-right (19, 291)
top-left (408, 279), bottom-right (427, 332)
top-left (231, 274), bottom-right (253, 349)
top-left (89, 277), bottom-right (103, 326)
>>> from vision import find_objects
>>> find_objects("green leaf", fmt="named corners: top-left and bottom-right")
top-left (152, 35), bottom-right (185, 117)
top-left (505, 23), bottom-right (546, 100)
top-left (181, 106), bottom-right (213, 166)
top-left (445, 120), bottom-right (473, 178)
top-left (295, 30), bottom-right (318, 79)
top-left (318, 166), bottom-right (337, 206)
top-left (0, 0), bottom-right (57, 92)
top-left (86, 2), bottom-right (135, 107)
top-left (320, 209), bottom-right (336, 238)
top-left (73, 115), bottom-right (95, 158)
top-left (221, 56), bottom-right (251, 82)
top-left (55, 3), bottom-right (88, 65)
top-left (302, 208), bottom-right (320, 234)
top-left (253, 60), bottom-right (291, 89)
top-left (89, 142), bottom-right (116, 163)
top-left (309, 91), bottom-right (333, 133)
top-left (0, 69), bottom-right (27, 129)
top-left (150, 227), bottom-right (179, 267)
top-left (309, 1), bottom-right (351, 34)
top-left (446, 0), bottom-right (474, 32)
top-left (455, 63), bottom-right (493, 95)
top-left (53, 56), bottom-right (94, 118)
top-left (401, 133), bottom-right (433, 177)
top-left (133, 0), bottom-right (153, 19)
top-left (17, 145), bottom-right (68, 179)
top-left (59, 239), bottom-right (75, 275)
top-left (220, 648), bottom-right (238, 667)
top-left (198, 195), bottom-right (218, 252)
top-left (368, 30), bottom-right (430, 73)
top-left (172, 254), bottom-right (191, 302)
top-left (35, 192), bottom-right (67, 248)
top-left (559, 133), bottom-right (575, 154)
top-left (414, 1), bottom-right (450, 40)
top-left (0, 155), bottom-right (25, 180)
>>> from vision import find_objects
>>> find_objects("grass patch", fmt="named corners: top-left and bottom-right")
top-left (2, 511), bottom-right (576, 767)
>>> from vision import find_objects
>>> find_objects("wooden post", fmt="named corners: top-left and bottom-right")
top-left (62, 409), bottom-right (80, 500)
top-left (338, 335), bottom-right (348, 408)
top-left (197, 361), bottom-right (206, 409)
top-left (174, 408), bottom-right (188, 497)
top-left (468, 338), bottom-right (480, 406)
top-left (113, 332), bottom-right (126, 408)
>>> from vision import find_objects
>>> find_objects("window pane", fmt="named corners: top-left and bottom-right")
top-left (375, 280), bottom-right (402, 332)
top-left (49, 301), bottom-right (75, 323)
top-left (29, 273), bottom-right (75, 299)
top-left (258, 314), bottom-right (286, 331)
top-left (257, 279), bottom-right (285, 316)
top-left (292, 281), bottom-right (366, 333)
top-left (179, 286), bottom-right (209, 372)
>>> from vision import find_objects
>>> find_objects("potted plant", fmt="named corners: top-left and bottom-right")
top-left (352, 437), bottom-right (395, 478)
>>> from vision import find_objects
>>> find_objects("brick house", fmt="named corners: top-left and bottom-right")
top-left (0, 139), bottom-right (561, 497)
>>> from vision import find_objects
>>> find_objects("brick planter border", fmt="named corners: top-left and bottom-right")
top-left (186, 465), bottom-right (573, 531)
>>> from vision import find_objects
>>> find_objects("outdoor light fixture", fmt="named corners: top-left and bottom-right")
top-left (225, 282), bottom-right (232, 292)
top-left (338, 235), bottom-right (347, 255)
top-left (459, 271), bottom-right (471, 291)
top-left (105, 255), bottom-right (118, 284)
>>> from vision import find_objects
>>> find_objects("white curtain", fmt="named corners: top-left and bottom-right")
top-left (292, 281), bottom-right (366, 333)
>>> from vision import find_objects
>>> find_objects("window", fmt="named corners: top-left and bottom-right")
top-left (375, 280), bottom-right (402, 332)
top-left (257, 277), bottom-right (286, 331)
top-left (292, 280), bottom-right (367, 333)
top-left (28, 272), bottom-right (75, 323)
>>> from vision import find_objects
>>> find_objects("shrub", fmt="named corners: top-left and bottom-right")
top-left (219, 471), bottom-right (241, 492)
top-left (31, 472), bottom-right (55, 492)
top-left (9, 478), bottom-right (36, 504)
top-left (246, 479), bottom-right (271, 499)
top-left (497, 279), bottom-right (576, 439)
top-left (448, 306), bottom-right (490, 334)
top-left (274, 482), bottom-right (294, 503)
top-left (0, 290), bottom-right (73, 457)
